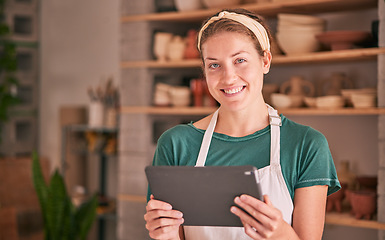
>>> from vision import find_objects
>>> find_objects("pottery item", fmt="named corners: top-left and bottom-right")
top-left (154, 32), bottom-right (173, 61)
top-left (356, 176), bottom-right (377, 191)
top-left (167, 36), bottom-right (186, 61)
top-left (337, 160), bottom-right (356, 190)
top-left (304, 97), bottom-right (317, 108)
top-left (190, 78), bottom-right (204, 106)
top-left (262, 83), bottom-right (279, 105)
top-left (341, 88), bottom-right (376, 107)
top-left (174, 0), bottom-right (203, 11)
top-left (315, 31), bottom-right (371, 51)
top-left (316, 95), bottom-right (345, 109)
top-left (276, 14), bottom-right (325, 55)
top-left (276, 31), bottom-right (322, 55)
top-left (347, 190), bottom-right (377, 220)
top-left (326, 183), bottom-right (347, 212)
top-left (155, 0), bottom-right (176, 12)
top-left (184, 29), bottom-right (200, 59)
top-left (88, 101), bottom-right (104, 127)
top-left (280, 76), bottom-right (315, 97)
top-left (320, 72), bottom-right (354, 96)
top-left (169, 86), bottom-right (191, 106)
top-left (270, 93), bottom-right (303, 109)
top-left (351, 93), bottom-right (377, 108)
top-left (202, 0), bottom-right (242, 8)
top-left (153, 83), bottom-right (172, 106)
top-left (277, 13), bottom-right (326, 25)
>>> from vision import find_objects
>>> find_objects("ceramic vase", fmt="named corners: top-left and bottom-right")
top-left (154, 32), bottom-right (173, 61)
top-left (88, 101), bottom-right (104, 127)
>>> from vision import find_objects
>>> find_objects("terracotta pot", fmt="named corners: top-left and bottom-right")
top-left (356, 176), bottom-right (377, 191)
top-left (326, 183), bottom-right (347, 212)
top-left (347, 190), bottom-right (377, 220)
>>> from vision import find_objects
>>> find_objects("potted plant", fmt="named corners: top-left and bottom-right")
top-left (32, 152), bottom-right (98, 240)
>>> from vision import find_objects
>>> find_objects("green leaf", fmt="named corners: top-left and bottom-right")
top-left (74, 194), bottom-right (98, 240)
top-left (31, 152), bottom-right (50, 239)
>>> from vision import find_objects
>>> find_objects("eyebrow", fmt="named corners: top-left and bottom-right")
top-left (204, 51), bottom-right (249, 61)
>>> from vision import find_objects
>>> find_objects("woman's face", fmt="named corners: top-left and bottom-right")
top-left (201, 31), bottom-right (271, 111)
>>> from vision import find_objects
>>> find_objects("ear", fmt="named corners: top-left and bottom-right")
top-left (262, 50), bottom-right (272, 74)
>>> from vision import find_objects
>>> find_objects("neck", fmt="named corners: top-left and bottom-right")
top-left (215, 101), bottom-right (270, 137)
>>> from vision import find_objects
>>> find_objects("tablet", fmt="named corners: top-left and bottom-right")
top-left (145, 165), bottom-right (263, 227)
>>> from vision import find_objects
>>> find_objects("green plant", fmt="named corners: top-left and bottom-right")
top-left (0, 0), bottom-right (19, 144)
top-left (32, 152), bottom-right (98, 240)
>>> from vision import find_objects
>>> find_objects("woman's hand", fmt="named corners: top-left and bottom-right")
top-left (144, 195), bottom-right (184, 240)
top-left (231, 194), bottom-right (298, 240)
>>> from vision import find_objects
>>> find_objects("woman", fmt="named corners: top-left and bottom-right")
top-left (144, 8), bottom-right (340, 240)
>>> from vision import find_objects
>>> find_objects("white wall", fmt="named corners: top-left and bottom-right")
top-left (40, 0), bottom-right (120, 168)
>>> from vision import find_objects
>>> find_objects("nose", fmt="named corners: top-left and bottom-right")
top-left (221, 64), bottom-right (237, 84)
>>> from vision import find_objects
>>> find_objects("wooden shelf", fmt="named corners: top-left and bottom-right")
top-left (120, 106), bottom-right (385, 116)
top-left (121, 0), bottom-right (376, 22)
top-left (325, 212), bottom-right (385, 230)
top-left (121, 48), bottom-right (385, 69)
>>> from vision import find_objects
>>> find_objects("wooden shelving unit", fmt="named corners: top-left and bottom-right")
top-left (121, 48), bottom-right (385, 69)
top-left (120, 106), bottom-right (385, 116)
top-left (121, 0), bottom-right (376, 22)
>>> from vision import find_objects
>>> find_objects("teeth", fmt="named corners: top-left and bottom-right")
top-left (224, 86), bottom-right (243, 94)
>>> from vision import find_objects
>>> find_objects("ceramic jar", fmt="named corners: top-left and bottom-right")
top-left (326, 183), bottom-right (347, 212)
top-left (320, 72), bottom-right (353, 96)
top-left (184, 29), bottom-right (200, 59)
top-left (88, 101), bottom-right (104, 127)
top-left (280, 76), bottom-right (315, 97)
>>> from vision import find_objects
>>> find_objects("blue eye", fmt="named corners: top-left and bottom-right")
top-left (236, 58), bottom-right (245, 64)
top-left (209, 63), bottom-right (220, 69)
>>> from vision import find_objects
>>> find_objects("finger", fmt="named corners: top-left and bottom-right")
top-left (233, 196), bottom-right (270, 224)
top-left (146, 199), bottom-right (173, 211)
top-left (146, 215), bottom-right (184, 231)
top-left (145, 208), bottom-right (183, 222)
top-left (243, 222), bottom-right (263, 240)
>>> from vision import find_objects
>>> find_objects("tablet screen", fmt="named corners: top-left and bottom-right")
top-left (145, 165), bottom-right (262, 227)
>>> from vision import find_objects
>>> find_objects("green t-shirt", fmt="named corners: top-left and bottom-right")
top-left (149, 115), bottom-right (340, 201)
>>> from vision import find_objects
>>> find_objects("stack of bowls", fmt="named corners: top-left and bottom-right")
top-left (276, 14), bottom-right (326, 55)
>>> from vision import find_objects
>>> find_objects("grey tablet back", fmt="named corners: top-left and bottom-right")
top-left (145, 165), bottom-right (263, 227)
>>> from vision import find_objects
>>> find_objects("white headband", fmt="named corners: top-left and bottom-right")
top-left (197, 11), bottom-right (270, 52)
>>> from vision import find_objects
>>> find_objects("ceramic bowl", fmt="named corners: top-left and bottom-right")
top-left (276, 31), bottom-right (321, 55)
top-left (341, 88), bottom-right (376, 106)
top-left (202, 0), bottom-right (241, 8)
top-left (304, 97), bottom-right (317, 108)
top-left (169, 86), bottom-right (191, 107)
top-left (351, 93), bottom-right (377, 108)
top-left (271, 93), bottom-right (303, 109)
top-left (347, 190), bottom-right (377, 220)
top-left (316, 95), bottom-right (345, 108)
top-left (315, 31), bottom-right (371, 51)
top-left (277, 24), bottom-right (325, 33)
top-left (174, 0), bottom-right (203, 11)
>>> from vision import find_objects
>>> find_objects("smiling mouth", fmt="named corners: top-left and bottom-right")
top-left (222, 86), bottom-right (245, 95)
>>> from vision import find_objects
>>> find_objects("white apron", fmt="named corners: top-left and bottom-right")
top-left (184, 105), bottom-right (294, 239)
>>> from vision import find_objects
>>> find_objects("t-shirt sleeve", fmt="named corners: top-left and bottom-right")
top-left (295, 128), bottom-right (341, 196)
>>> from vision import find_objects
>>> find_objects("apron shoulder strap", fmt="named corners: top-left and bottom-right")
top-left (195, 109), bottom-right (219, 167)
